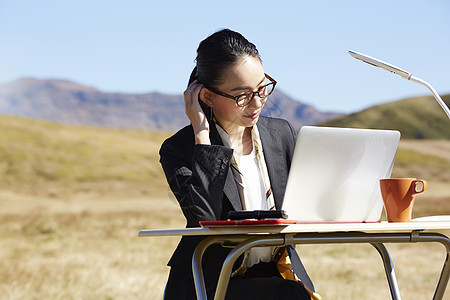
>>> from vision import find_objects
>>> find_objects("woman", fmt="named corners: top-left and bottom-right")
top-left (160, 29), bottom-right (319, 299)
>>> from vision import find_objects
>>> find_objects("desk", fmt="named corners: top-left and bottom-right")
top-left (139, 221), bottom-right (450, 300)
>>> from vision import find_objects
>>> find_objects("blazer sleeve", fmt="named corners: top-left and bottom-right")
top-left (159, 132), bottom-right (233, 227)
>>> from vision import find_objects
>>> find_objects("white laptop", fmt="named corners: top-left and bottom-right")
top-left (282, 126), bottom-right (400, 222)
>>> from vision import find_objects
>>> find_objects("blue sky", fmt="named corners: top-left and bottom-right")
top-left (1, 0), bottom-right (449, 113)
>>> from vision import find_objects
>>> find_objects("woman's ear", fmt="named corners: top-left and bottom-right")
top-left (199, 88), bottom-right (214, 107)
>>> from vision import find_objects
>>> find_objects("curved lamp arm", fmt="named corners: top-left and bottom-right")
top-left (349, 50), bottom-right (450, 119)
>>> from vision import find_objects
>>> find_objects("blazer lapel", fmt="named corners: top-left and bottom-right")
top-left (223, 169), bottom-right (242, 211)
top-left (257, 119), bottom-right (286, 210)
top-left (209, 123), bottom-right (242, 211)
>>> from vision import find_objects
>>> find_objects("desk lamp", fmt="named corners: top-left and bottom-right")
top-left (349, 50), bottom-right (450, 119)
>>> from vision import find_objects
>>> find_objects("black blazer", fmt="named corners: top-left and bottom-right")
top-left (159, 116), bottom-right (314, 296)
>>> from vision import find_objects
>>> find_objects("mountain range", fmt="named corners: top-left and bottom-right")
top-left (0, 78), bottom-right (342, 131)
top-left (1, 77), bottom-right (448, 139)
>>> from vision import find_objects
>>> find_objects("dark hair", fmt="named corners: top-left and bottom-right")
top-left (188, 29), bottom-right (261, 88)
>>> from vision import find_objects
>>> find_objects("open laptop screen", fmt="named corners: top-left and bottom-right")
top-left (282, 126), bottom-right (400, 222)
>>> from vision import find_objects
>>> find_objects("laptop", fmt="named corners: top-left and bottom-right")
top-left (282, 126), bottom-right (400, 222)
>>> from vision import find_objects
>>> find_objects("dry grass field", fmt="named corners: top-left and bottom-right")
top-left (0, 117), bottom-right (449, 299)
top-left (1, 182), bottom-right (449, 300)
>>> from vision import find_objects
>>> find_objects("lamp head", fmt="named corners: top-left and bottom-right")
top-left (349, 50), bottom-right (411, 80)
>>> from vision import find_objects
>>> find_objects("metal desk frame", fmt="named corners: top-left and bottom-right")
top-left (139, 222), bottom-right (450, 300)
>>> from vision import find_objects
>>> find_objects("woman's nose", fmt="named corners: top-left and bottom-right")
top-left (248, 94), bottom-right (264, 109)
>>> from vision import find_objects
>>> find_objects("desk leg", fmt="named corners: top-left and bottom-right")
top-left (192, 236), bottom-right (226, 300)
top-left (191, 231), bottom-right (450, 300)
top-left (417, 233), bottom-right (450, 300)
top-left (214, 236), bottom-right (285, 300)
top-left (371, 243), bottom-right (402, 300)
top-left (192, 235), bottom-right (252, 300)
top-left (372, 232), bottom-right (450, 300)
top-left (434, 244), bottom-right (450, 300)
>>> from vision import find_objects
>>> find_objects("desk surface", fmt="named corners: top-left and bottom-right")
top-left (138, 221), bottom-right (450, 237)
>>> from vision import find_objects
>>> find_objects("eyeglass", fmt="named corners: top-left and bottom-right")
top-left (206, 73), bottom-right (277, 107)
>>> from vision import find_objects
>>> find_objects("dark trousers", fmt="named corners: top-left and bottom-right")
top-left (164, 261), bottom-right (311, 300)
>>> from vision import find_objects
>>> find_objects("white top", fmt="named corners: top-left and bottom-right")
top-left (237, 149), bottom-right (273, 267)
top-left (238, 149), bottom-right (268, 211)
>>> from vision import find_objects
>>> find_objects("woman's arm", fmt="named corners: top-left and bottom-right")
top-left (183, 79), bottom-right (211, 145)
top-left (160, 136), bottom-right (233, 226)
top-left (159, 76), bottom-right (235, 226)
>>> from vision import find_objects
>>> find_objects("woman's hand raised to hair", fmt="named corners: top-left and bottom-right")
top-left (184, 80), bottom-right (211, 145)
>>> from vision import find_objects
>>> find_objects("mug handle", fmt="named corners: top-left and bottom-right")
top-left (412, 179), bottom-right (427, 195)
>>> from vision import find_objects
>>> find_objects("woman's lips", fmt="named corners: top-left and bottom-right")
top-left (245, 111), bottom-right (260, 119)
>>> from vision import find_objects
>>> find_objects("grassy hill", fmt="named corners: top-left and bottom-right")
top-left (0, 115), bottom-right (172, 196)
top-left (320, 94), bottom-right (450, 139)
top-left (0, 114), bottom-right (448, 199)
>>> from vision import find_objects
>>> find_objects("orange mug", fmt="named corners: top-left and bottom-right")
top-left (379, 178), bottom-right (427, 222)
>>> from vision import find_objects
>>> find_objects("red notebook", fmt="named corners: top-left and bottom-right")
top-left (199, 219), bottom-right (299, 226)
